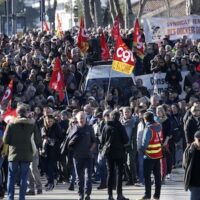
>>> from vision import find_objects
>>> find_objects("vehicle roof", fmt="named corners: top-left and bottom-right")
top-left (86, 65), bottom-right (133, 79)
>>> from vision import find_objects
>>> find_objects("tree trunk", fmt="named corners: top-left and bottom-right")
top-left (52, 0), bottom-right (57, 31)
top-left (89, 0), bottom-right (95, 25)
top-left (83, 0), bottom-right (93, 28)
top-left (109, 0), bottom-right (116, 23)
top-left (94, 0), bottom-right (102, 27)
top-left (125, 0), bottom-right (135, 29)
top-left (114, 0), bottom-right (124, 28)
top-left (137, 0), bottom-right (147, 18)
top-left (186, 0), bottom-right (200, 15)
top-left (89, 0), bottom-right (102, 28)
top-left (164, 0), bottom-right (171, 17)
top-left (103, 1), bottom-right (110, 27)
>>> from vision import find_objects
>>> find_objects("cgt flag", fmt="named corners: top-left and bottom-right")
top-left (112, 36), bottom-right (136, 75)
top-left (0, 80), bottom-right (13, 105)
top-left (100, 33), bottom-right (110, 60)
top-left (133, 18), bottom-right (144, 60)
top-left (49, 57), bottom-right (65, 102)
top-left (77, 16), bottom-right (89, 54)
top-left (56, 13), bottom-right (64, 37)
top-left (111, 16), bottom-right (120, 41)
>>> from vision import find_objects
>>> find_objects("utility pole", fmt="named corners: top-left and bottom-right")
top-left (11, 0), bottom-right (16, 35)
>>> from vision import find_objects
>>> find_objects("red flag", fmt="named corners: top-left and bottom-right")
top-left (49, 57), bottom-right (65, 101)
top-left (111, 16), bottom-right (120, 40)
top-left (77, 16), bottom-right (89, 54)
top-left (196, 63), bottom-right (200, 72)
top-left (100, 33), bottom-right (110, 60)
top-left (56, 13), bottom-right (64, 37)
top-left (43, 21), bottom-right (50, 32)
top-left (1, 80), bottom-right (13, 105)
top-left (133, 18), bottom-right (144, 59)
top-left (2, 101), bottom-right (17, 124)
top-left (112, 36), bottom-right (136, 74)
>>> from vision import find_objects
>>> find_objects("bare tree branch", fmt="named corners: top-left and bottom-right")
top-left (137, 0), bottom-right (147, 18)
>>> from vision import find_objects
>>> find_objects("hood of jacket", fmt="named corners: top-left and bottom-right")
top-left (12, 117), bottom-right (35, 125)
top-left (121, 117), bottom-right (136, 128)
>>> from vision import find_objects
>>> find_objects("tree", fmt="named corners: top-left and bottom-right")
top-left (186, 0), bottom-right (200, 15)
top-left (113, 0), bottom-right (124, 28)
top-left (137, 0), bottom-right (147, 18)
top-left (164, 0), bottom-right (171, 17)
top-left (89, 0), bottom-right (102, 28)
top-left (108, 0), bottom-right (116, 23)
top-left (125, 0), bottom-right (135, 29)
top-left (82, 0), bottom-right (93, 28)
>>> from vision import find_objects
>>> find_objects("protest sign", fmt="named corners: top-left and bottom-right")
top-left (143, 15), bottom-right (200, 43)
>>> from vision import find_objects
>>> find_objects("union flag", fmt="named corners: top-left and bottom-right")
top-left (111, 16), bottom-right (120, 41)
top-left (77, 16), bottom-right (89, 54)
top-left (100, 33), bottom-right (110, 60)
top-left (133, 18), bottom-right (144, 59)
top-left (49, 57), bottom-right (65, 101)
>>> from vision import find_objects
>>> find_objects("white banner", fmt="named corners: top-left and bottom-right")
top-left (143, 15), bottom-right (200, 43)
top-left (135, 71), bottom-right (189, 98)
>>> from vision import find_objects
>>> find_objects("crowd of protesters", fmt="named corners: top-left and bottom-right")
top-left (0, 24), bottom-right (199, 200)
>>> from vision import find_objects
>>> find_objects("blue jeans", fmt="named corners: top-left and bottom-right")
top-left (73, 158), bottom-right (92, 197)
top-left (138, 151), bottom-right (144, 184)
top-left (7, 161), bottom-right (30, 200)
top-left (189, 186), bottom-right (200, 200)
top-left (98, 155), bottom-right (107, 185)
top-left (0, 156), bottom-right (4, 185)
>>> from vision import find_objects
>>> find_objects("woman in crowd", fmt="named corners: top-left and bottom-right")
top-left (40, 115), bottom-right (62, 191)
top-left (170, 104), bottom-right (184, 169)
top-left (156, 105), bottom-right (172, 184)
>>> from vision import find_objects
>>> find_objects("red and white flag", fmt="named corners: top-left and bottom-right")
top-left (77, 16), bottom-right (89, 54)
top-left (2, 101), bottom-right (17, 124)
top-left (133, 18), bottom-right (144, 59)
top-left (111, 16), bottom-right (120, 41)
top-left (49, 57), bottom-right (65, 102)
top-left (43, 21), bottom-right (50, 32)
top-left (100, 33), bottom-right (110, 60)
top-left (1, 80), bottom-right (13, 105)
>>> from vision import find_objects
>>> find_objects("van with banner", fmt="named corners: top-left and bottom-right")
top-left (83, 62), bottom-right (189, 99)
top-left (83, 62), bottom-right (135, 103)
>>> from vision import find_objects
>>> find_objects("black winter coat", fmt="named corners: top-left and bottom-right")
top-left (184, 115), bottom-right (200, 144)
top-left (101, 120), bottom-right (129, 160)
top-left (41, 123), bottom-right (62, 160)
top-left (183, 143), bottom-right (200, 191)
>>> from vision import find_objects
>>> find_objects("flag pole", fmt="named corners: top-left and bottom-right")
top-left (65, 87), bottom-right (70, 106)
top-left (131, 72), bottom-right (136, 85)
top-left (106, 67), bottom-right (112, 99)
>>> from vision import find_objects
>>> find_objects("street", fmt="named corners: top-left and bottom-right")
top-left (12, 168), bottom-right (189, 200)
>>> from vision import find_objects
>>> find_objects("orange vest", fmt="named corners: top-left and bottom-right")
top-left (145, 125), bottom-right (163, 159)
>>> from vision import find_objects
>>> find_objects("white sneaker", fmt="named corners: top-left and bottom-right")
top-left (166, 174), bottom-right (171, 179)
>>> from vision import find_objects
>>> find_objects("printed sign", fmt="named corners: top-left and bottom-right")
top-left (143, 15), bottom-right (200, 43)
